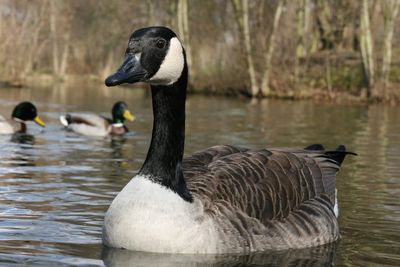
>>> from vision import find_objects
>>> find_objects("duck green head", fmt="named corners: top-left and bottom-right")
top-left (111, 101), bottom-right (135, 124)
top-left (11, 102), bottom-right (45, 127)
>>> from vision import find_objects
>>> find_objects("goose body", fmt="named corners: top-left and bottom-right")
top-left (103, 27), bottom-right (353, 253)
top-left (0, 102), bottom-right (45, 134)
top-left (60, 101), bottom-right (134, 137)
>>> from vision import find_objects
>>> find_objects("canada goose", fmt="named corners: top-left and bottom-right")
top-left (102, 26), bottom-right (354, 253)
top-left (59, 101), bottom-right (135, 137)
top-left (0, 102), bottom-right (45, 134)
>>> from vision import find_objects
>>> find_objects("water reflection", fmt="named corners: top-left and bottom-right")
top-left (102, 243), bottom-right (337, 267)
top-left (0, 84), bottom-right (399, 266)
top-left (110, 136), bottom-right (127, 159)
top-left (11, 133), bottom-right (36, 145)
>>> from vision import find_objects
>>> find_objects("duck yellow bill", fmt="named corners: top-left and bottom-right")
top-left (123, 110), bottom-right (135, 121)
top-left (33, 116), bottom-right (45, 127)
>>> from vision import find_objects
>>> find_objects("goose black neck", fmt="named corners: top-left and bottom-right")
top-left (139, 65), bottom-right (192, 202)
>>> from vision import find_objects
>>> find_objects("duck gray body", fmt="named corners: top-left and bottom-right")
top-left (102, 26), bottom-right (353, 253)
top-left (0, 115), bottom-right (14, 134)
top-left (59, 101), bottom-right (134, 137)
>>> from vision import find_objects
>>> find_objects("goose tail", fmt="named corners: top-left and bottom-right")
top-left (304, 143), bottom-right (357, 166)
top-left (324, 145), bottom-right (357, 166)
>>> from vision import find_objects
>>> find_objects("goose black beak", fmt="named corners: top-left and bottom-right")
top-left (105, 54), bottom-right (147, 87)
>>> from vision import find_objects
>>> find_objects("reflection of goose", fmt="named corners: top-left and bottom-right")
top-left (102, 243), bottom-right (337, 267)
top-left (0, 102), bottom-right (45, 134)
top-left (103, 27), bottom-right (354, 253)
top-left (59, 101), bottom-right (134, 137)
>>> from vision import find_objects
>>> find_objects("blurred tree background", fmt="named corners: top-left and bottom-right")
top-left (0, 0), bottom-right (399, 102)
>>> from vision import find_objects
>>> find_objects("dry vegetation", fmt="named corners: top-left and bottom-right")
top-left (0, 0), bottom-right (399, 102)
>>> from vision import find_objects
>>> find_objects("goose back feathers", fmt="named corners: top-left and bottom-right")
top-left (182, 144), bottom-right (348, 251)
top-left (102, 26), bottom-right (354, 253)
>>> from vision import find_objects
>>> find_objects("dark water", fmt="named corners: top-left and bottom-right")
top-left (0, 83), bottom-right (399, 266)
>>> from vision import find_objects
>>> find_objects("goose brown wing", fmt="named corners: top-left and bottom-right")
top-left (182, 145), bottom-right (343, 224)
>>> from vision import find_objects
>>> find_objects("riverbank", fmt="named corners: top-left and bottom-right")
top-left (1, 68), bottom-right (399, 105)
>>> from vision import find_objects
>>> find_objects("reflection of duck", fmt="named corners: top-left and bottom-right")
top-left (59, 101), bottom-right (134, 137)
top-left (103, 27), bottom-right (354, 253)
top-left (0, 102), bottom-right (45, 134)
top-left (11, 133), bottom-right (36, 145)
top-left (110, 137), bottom-right (127, 158)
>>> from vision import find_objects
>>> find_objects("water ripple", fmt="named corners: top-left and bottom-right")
top-left (0, 91), bottom-right (399, 266)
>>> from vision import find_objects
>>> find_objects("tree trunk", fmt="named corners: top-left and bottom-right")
top-left (59, 32), bottom-right (70, 76)
top-left (0, 2), bottom-right (2, 39)
top-left (146, 0), bottom-right (155, 26)
top-left (177, 0), bottom-right (192, 72)
top-left (24, 19), bottom-right (43, 76)
top-left (168, 0), bottom-right (178, 29)
top-left (315, 0), bottom-right (334, 50)
top-left (381, 0), bottom-right (399, 98)
top-left (295, 0), bottom-right (307, 83)
top-left (325, 52), bottom-right (333, 97)
top-left (50, 0), bottom-right (60, 75)
top-left (360, 0), bottom-right (375, 97)
top-left (177, 0), bottom-right (184, 39)
top-left (242, 0), bottom-right (258, 96)
top-left (296, 0), bottom-right (306, 58)
top-left (182, 0), bottom-right (192, 74)
top-left (232, 0), bottom-right (258, 97)
top-left (261, 0), bottom-right (284, 96)
top-left (16, 6), bottom-right (32, 80)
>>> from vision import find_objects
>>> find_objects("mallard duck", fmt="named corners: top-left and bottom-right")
top-left (59, 101), bottom-right (135, 137)
top-left (102, 27), bottom-right (355, 253)
top-left (0, 101), bottom-right (45, 134)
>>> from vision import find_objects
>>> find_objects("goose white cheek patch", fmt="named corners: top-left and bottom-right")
top-left (149, 37), bottom-right (184, 86)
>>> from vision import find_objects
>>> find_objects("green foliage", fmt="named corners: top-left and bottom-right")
top-left (331, 66), bottom-right (363, 93)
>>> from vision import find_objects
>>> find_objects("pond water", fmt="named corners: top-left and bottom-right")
top-left (0, 83), bottom-right (399, 266)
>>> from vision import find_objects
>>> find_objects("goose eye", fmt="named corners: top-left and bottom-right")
top-left (156, 39), bottom-right (166, 49)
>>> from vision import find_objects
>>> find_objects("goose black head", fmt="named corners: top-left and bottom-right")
top-left (11, 102), bottom-right (45, 127)
top-left (111, 101), bottom-right (135, 123)
top-left (105, 27), bottom-right (185, 87)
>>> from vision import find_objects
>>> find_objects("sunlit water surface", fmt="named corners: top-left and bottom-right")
top-left (0, 84), bottom-right (399, 266)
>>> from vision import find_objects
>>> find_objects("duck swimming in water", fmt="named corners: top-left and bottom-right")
top-left (0, 101), bottom-right (45, 134)
top-left (102, 26), bottom-right (354, 253)
top-left (59, 101), bottom-right (134, 137)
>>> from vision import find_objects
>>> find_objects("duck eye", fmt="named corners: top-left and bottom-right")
top-left (156, 39), bottom-right (166, 49)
